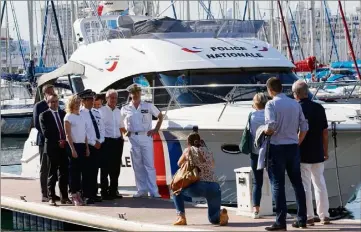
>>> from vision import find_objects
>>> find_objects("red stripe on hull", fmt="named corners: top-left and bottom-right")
top-left (153, 133), bottom-right (170, 199)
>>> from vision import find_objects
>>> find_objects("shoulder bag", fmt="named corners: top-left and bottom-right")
top-left (170, 146), bottom-right (200, 195)
top-left (239, 112), bottom-right (253, 155)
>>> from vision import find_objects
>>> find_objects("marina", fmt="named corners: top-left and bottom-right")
top-left (1, 0), bottom-right (361, 231)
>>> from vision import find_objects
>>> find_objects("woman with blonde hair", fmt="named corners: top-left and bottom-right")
top-left (249, 92), bottom-right (268, 218)
top-left (172, 130), bottom-right (228, 226)
top-left (64, 94), bottom-right (89, 206)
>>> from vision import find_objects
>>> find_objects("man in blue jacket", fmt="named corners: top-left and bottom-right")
top-left (33, 84), bottom-right (59, 202)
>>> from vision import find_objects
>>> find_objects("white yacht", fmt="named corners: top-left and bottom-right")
top-left (21, 14), bottom-right (361, 208)
top-left (1, 80), bottom-right (34, 135)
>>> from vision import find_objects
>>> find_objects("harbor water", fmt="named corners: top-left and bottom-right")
top-left (1, 136), bottom-right (360, 227)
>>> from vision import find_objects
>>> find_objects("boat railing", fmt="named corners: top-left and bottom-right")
top-left (99, 81), bottom-right (361, 122)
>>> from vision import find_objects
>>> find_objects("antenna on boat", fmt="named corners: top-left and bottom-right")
top-left (215, 21), bottom-right (228, 38)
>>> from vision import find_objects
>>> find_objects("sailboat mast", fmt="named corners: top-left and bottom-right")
top-left (186, 0), bottom-right (190, 20)
top-left (270, 0), bottom-right (274, 47)
top-left (27, 0), bottom-right (34, 61)
top-left (6, 2), bottom-right (11, 73)
top-left (338, 0), bottom-right (361, 79)
top-left (310, 0), bottom-right (316, 58)
top-left (70, 0), bottom-right (76, 51)
top-left (277, 0), bottom-right (294, 63)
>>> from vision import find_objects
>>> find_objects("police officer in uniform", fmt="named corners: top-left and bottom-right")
top-left (120, 84), bottom-right (164, 198)
top-left (79, 89), bottom-right (105, 204)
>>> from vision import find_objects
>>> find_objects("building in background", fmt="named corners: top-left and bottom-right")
top-left (0, 29), bottom-right (31, 73)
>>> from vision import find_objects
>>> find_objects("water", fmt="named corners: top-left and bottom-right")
top-left (1, 136), bottom-right (25, 175)
top-left (1, 136), bottom-right (360, 220)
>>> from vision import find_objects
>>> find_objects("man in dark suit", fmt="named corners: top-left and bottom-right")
top-left (39, 94), bottom-right (71, 206)
top-left (33, 84), bottom-right (60, 202)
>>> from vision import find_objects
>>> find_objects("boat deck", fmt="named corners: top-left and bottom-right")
top-left (1, 178), bottom-right (360, 231)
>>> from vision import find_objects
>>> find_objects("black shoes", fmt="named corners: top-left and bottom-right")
top-left (110, 191), bottom-right (123, 199)
top-left (42, 195), bottom-right (60, 202)
top-left (292, 221), bottom-right (307, 229)
top-left (60, 198), bottom-right (72, 204)
top-left (84, 198), bottom-right (95, 205)
top-left (93, 196), bottom-right (102, 202)
top-left (265, 224), bottom-right (287, 231)
top-left (49, 199), bottom-right (57, 206)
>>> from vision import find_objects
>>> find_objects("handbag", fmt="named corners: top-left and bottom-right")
top-left (239, 112), bottom-right (253, 155)
top-left (170, 146), bottom-right (200, 195)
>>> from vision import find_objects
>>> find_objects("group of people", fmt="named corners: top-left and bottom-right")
top-left (33, 83), bottom-right (163, 206)
top-left (248, 77), bottom-right (330, 230)
top-left (171, 77), bottom-right (332, 230)
top-left (33, 77), bottom-right (331, 229)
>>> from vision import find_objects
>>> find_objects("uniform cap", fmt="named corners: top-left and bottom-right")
top-left (127, 84), bottom-right (142, 93)
top-left (78, 89), bottom-right (96, 99)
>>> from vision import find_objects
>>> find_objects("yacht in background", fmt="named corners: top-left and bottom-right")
top-left (1, 80), bottom-right (34, 135)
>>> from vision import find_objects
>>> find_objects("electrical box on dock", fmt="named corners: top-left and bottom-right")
top-left (234, 167), bottom-right (273, 217)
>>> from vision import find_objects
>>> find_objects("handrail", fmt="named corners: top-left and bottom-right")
top-left (99, 81), bottom-right (361, 122)
top-left (99, 81), bottom-right (361, 94)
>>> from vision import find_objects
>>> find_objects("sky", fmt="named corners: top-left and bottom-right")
top-left (1, 0), bottom-right (360, 42)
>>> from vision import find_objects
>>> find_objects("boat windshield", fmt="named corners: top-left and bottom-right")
top-left (108, 68), bottom-right (305, 109)
top-left (154, 68), bottom-right (298, 108)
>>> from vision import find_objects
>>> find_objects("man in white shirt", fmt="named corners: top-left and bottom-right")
top-left (99, 89), bottom-right (124, 200)
top-left (79, 89), bottom-right (105, 204)
top-left (120, 84), bottom-right (164, 198)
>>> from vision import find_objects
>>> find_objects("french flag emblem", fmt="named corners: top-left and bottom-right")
top-left (181, 47), bottom-right (203, 53)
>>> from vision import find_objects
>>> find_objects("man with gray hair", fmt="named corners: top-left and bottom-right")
top-left (99, 89), bottom-right (124, 200)
top-left (292, 80), bottom-right (331, 225)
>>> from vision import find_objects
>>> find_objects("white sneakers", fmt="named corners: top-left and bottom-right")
top-left (150, 193), bottom-right (161, 198)
top-left (253, 211), bottom-right (260, 219)
top-left (133, 192), bottom-right (148, 198)
top-left (132, 192), bottom-right (162, 198)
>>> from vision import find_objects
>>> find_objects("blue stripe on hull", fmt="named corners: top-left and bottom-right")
top-left (162, 131), bottom-right (192, 202)
top-left (162, 131), bottom-right (183, 175)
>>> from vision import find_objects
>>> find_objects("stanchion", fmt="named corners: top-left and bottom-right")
top-left (330, 120), bottom-right (349, 219)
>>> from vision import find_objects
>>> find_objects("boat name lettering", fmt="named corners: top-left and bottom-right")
top-left (121, 156), bottom-right (132, 167)
top-left (206, 52), bottom-right (264, 59)
top-left (210, 46), bottom-right (246, 51)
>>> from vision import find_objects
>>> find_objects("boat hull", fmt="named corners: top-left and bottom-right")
top-left (21, 127), bottom-right (361, 208)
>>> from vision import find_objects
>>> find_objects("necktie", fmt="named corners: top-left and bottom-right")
top-left (54, 112), bottom-right (65, 140)
top-left (89, 110), bottom-right (100, 139)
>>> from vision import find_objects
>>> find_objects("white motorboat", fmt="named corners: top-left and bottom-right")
top-left (21, 14), bottom-right (361, 208)
top-left (1, 80), bottom-right (34, 135)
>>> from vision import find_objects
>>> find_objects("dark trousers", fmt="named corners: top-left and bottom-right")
top-left (85, 145), bottom-right (102, 198)
top-left (68, 143), bottom-right (87, 194)
top-left (267, 144), bottom-right (307, 226)
top-left (39, 145), bottom-right (48, 198)
top-left (47, 147), bottom-right (69, 200)
top-left (250, 153), bottom-right (264, 207)
top-left (101, 137), bottom-right (124, 195)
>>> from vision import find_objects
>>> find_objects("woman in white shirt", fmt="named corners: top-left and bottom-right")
top-left (249, 93), bottom-right (268, 219)
top-left (64, 95), bottom-right (89, 206)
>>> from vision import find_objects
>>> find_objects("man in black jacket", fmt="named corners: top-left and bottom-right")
top-left (39, 94), bottom-right (71, 206)
top-left (33, 84), bottom-right (59, 202)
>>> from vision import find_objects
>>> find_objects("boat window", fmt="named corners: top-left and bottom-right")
top-left (105, 73), bottom-right (155, 107)
top-left (155, 68), bottom-right (298, 108)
